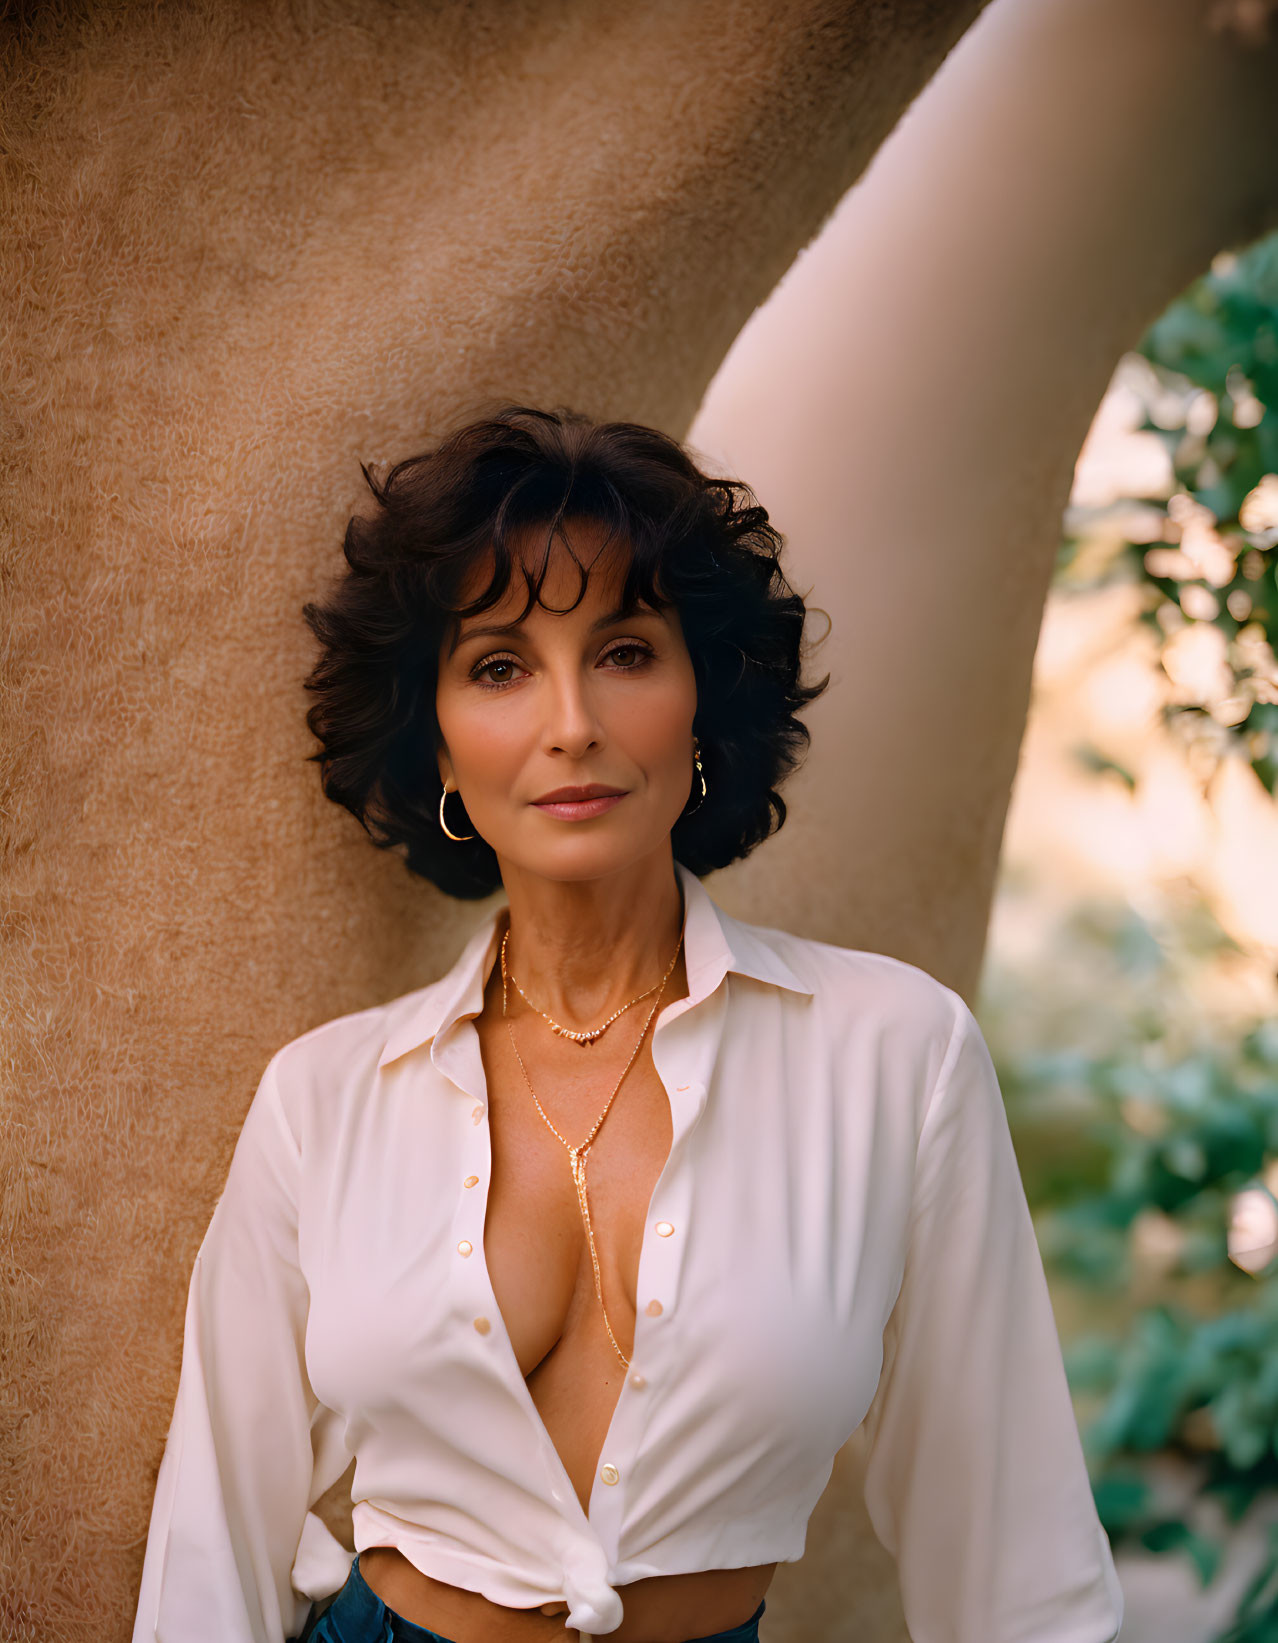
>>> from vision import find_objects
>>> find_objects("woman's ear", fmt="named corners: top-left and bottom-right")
top-left (436, 743), bottom-right (454, 790)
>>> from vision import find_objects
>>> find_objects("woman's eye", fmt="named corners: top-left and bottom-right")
top-left (471, 655), bottom-right (524, 687)
top-left (604, 642), bottom-right (653, 668)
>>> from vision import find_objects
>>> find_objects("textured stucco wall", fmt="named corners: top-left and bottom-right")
top-left (0, 4), bottom-right (986, 1639)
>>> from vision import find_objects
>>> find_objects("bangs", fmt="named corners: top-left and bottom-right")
top-left (435, 477), bottom-right (673, 631)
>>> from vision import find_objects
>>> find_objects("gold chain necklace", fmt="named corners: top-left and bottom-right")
top-left (499, 924), bottom-right (683, 1368)
top-left (506, 958), bottom-right (671, 1047)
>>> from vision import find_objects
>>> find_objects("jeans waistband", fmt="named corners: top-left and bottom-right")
top-left (305, 1554), bottom-right (766, 1643)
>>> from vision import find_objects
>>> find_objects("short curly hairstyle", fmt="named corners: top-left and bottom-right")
top-left (301, 402), bottom-right (830, 900)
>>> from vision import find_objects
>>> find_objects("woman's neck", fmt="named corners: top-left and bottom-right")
top-left (496, 853), bottom-right (686, 1030)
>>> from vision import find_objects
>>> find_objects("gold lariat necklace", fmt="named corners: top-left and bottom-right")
top-left (499, 923), bottom-right (684, 1368)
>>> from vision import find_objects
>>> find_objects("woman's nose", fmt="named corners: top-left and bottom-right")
top-left (542, 667), bottom-right (603, 755)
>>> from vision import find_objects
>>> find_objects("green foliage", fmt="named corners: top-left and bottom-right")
top-left (1058, 231), bottom-right (1278, 795)
top-left (1004, 228), bottom-right (1278, 1639)
top-left (1034, 1018), bottom-right (1278, 1289)
top-left (994, 900), bottom-right (1278, 1631)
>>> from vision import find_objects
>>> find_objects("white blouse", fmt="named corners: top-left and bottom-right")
top-left (133, 860), bottom-right (1124, 1643)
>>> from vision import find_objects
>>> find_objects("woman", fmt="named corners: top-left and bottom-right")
top-left (132, 405), bottom-right (1125, 1643)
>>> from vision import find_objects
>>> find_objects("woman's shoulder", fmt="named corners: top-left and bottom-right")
top-left (734, 916), bottom-right (972, 1131)
top-left (731, 905), bottom-right (960, 1021)
top-left (266, 975), bottom-right (445, 1096)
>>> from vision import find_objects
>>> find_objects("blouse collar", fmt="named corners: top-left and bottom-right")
top-left (376, 860), bottom-right (811, 1071)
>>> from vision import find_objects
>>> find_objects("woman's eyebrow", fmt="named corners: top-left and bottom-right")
top-left (446, 602), bottom-right (656, 657)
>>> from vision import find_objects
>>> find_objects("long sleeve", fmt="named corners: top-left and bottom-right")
top-left (846, 994), bottom-right (1125, 1643)
top-left (133, 1052), bottom-right (353, 1643)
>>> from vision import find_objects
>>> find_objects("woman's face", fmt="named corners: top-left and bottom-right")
top-left (434, 519), bottom-right (699, 885)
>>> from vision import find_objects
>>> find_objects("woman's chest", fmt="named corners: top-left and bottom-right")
top-left (299, 1006), bottom-right (917, 1466)
top-left (475, 1008), bottom-right (674, 1379)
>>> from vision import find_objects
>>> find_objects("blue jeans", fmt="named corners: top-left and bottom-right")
top-left (298, 1553), bottom-right (766, 1643)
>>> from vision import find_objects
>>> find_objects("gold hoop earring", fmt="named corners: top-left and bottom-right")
top-left (682, 737), bottom-right (707, 816)
top-left (439, 781), bottom-right (474, 842)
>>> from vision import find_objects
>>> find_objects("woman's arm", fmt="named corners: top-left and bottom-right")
top-left (132, 1051), bottom-right (352, 1643)
top-left (846, 994), bottom-right (1125, 1643)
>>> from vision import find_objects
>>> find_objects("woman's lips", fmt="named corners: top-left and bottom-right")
top-left (531, 793), bottom-right (627, 821)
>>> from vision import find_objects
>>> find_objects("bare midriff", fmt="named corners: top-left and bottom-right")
top-left (357, 1550), bottom-right (778, 1643)
top-left (358, 938), bottom-right (778, 1643)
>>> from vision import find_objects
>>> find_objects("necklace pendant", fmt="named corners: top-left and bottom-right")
top-left (552, 1022), bottom-right (602, 1045)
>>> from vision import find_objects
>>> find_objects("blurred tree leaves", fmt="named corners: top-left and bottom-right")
top-left (1000, 229), bottom-right (1278, 1637)
top-left (1059, 231), bottom-right (1278, 796)
top-left (999, 904), bottom-right (1278, 1630)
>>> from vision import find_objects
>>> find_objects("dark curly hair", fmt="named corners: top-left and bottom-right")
top-left (301, 403), bottom-right (830, 900)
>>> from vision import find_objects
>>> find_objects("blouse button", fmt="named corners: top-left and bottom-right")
top-left (645, 1299), bottom-right (663, 1317)
top-left (655, 1220), bottom-right (675, 1237)
top-left (600, 1463), bottom-right (620, 1486)
top-left (473, 1316), bottom-right (491, 1335)
top-left (463, 1175), bottom-right (479, 1188)
top-left (471, 1105), bottom-right (485, 1124)
top-left (457, 1240), bottom-right (473, 1257)
top-left (629, 1372), bottom-right (647, 1389)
